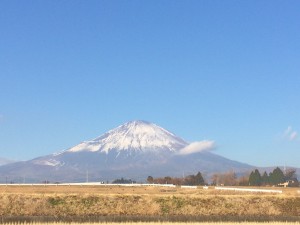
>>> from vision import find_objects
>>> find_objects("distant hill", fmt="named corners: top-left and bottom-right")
top-left (0, 157), bottom-right (15, 166)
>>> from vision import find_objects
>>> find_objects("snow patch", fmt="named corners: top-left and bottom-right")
top-left (33, 159), bottom-right (61, 167)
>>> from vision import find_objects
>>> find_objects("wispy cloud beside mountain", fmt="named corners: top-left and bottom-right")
top-left (283, 126), bottom-right (298, 141)
top-left (177, 140), bottom-right (215, 155)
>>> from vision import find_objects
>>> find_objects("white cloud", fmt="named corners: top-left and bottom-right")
top-left (290, 131), bottom-right (298, 141)
top-left (284, 126), bottom-right (292, 135)
top-left (283, 126), bottom-right (298, 141)
top-left (177, 140), bottom-right (215, 155)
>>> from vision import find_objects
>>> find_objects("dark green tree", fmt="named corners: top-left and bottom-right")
top-left (112, 178), bottom-right (136, 184)
top-left (194, 172), bottom-right (205, 185)
top-left (261, 171), bottom-right (269, 185)
top-left (249, 169), bottom-right (262, 186)
top-left (184, 172), bottom-right (205, 186)
top-left (147, 176), bottom-right (154, 184)
top-left (269, 167), bottom-right (285, 185)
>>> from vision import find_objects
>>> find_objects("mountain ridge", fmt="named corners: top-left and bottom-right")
top-left (0, 157), bottom-right (15, 166)
top-left (0, 120), bottom-right (254, 183)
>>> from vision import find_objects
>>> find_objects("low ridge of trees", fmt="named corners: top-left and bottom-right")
top-left (112, 178), bottom-right (136, 184)
top-left (147, 167), bottom-right (298, 187)
top-left (248, 167), bottom-right (299, 187)
top-left (147, 172), bottom-right (205, 186)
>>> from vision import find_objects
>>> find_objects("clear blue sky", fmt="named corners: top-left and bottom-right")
top-left (0, 0), bottom-right (299, 167)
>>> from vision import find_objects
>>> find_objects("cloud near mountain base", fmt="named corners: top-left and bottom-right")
top-left (283, 126), bottom-right (298, 141)
top-left (177, 140), bottom-right (215, 155)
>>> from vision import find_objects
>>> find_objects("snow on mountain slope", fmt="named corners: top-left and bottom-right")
top-left (66, 120), bottom-right (188, 154)
top-left (32, 158), bottom-right (63, 167)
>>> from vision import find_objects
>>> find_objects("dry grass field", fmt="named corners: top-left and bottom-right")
top-left (0, 222), bottom-right (300, 225)
top-left (0, 184), bottom-right (298, 196)
top-left (0, 185), bottom-right (299, 222)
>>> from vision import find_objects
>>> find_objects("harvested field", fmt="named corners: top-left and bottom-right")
top-left (0, 184), bottom-right (298, 195)
top-left (0, 222), bottom-right (300, 225)
top-left (0, 185), bottom-right (299, 222)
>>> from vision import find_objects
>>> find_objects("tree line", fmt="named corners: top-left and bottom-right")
top-left (147, 172), bottom-right (205, 186)
top-left (112, 178), bottom-right (136, 184)
top-left (248, 167), bottom-right (299, 187)
top-left (146, 167), bottom-right (299, 187)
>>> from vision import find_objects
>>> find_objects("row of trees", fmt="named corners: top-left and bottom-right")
top-left (147, 172), bottom-right (205, 186)
top-left (146, 167), bottom-right (299, 187)
top-left (112, 178), bottom-right (136, 184)
top-left (249, 167), bottom-right (299, 186)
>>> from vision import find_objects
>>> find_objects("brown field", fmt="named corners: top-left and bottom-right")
top-left (0, 185), bottom-right (299, 222)
top-left (1, 222), bottom-right (300, 225)
top-left (0, 184), bottom-right (298, 195)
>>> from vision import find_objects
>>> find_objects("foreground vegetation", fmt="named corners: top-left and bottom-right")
top-left (0, 185), bottom-right (299, 222)
top-left (1, 223), bottom-right (299, 225)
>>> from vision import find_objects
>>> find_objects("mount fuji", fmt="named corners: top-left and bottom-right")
top-left (0, 120), bottom-right (253, 183)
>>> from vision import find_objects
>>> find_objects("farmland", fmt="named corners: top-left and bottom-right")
top-left (0, 185), bottom-right (299, 223)
top-left (0, 223), bottom-right (299, 225)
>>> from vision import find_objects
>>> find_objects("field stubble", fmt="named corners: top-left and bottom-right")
top-left (0, 185), bottom-right (299, 222)
top-left (0, 222), bottom-right (300, 225)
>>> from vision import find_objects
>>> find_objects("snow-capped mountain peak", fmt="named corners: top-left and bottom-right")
top-left (67, 120), bottom-right (188, 154)
top-left (1, 120), bottom-right (255, 182)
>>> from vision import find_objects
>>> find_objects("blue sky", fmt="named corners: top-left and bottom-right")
top-left (0, 0), bottom-right (299, 167)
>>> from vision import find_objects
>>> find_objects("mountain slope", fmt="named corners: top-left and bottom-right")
top-left (0, 120), bottom-right (253, 183)
top-left (0, 157), bottom-right (15, 166)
